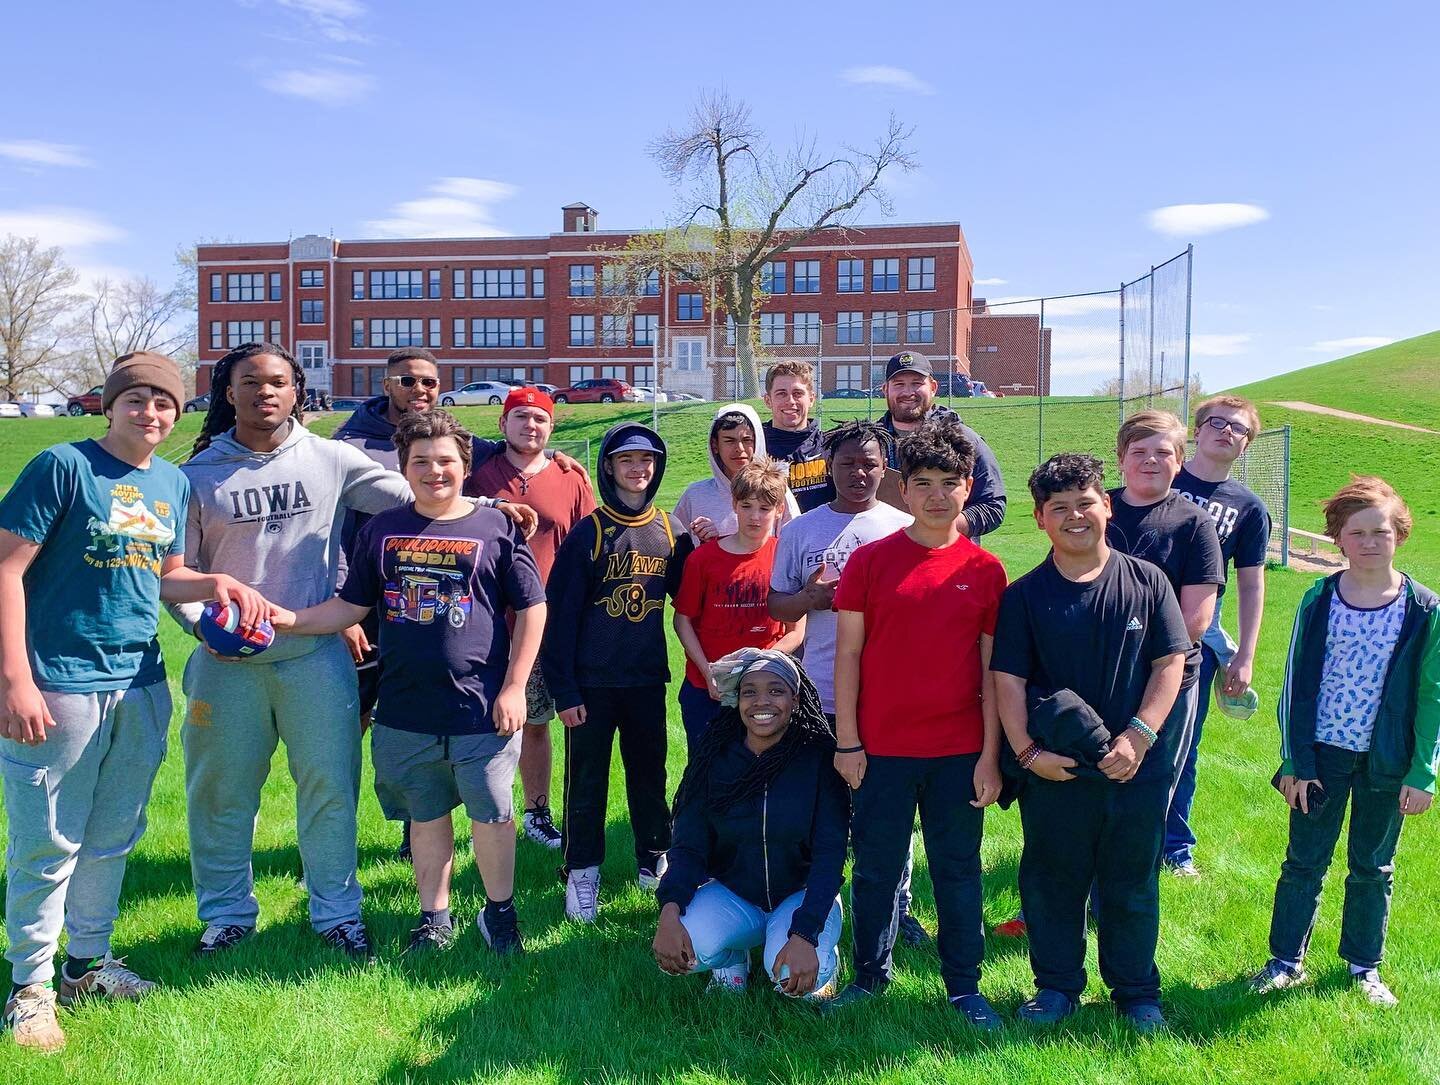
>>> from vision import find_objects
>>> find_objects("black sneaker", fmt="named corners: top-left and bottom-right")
top-left (320, 918), bottom-right (375, 960)
top-left (403, 919), bottom-right (457, 955)
top-left (477, 905), bottom-right (524, 955)
top-left (897, 911), bottom-right (932, 948)
top-left (194, 924), bottom-right (254, 957)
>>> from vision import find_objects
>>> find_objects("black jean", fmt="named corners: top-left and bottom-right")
top-left (1018, 773), bottom-right (1169, 1009)
top-left (560, 685), bottom-right (670, 873)
top-left (850, 753), bottom-right (985, 997)
top-left (1268, 743), bottom-right (1406, 971)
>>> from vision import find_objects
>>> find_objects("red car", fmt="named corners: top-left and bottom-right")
top-left (67, 385), bottom-right (105, 416)
top-left (552, 378), bottom-right (637, 404)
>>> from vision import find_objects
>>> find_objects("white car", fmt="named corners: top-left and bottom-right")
top-left (21, 402), bottom-right (58, 417)
top-left (631, 386), bottom-right (670, 403)
top-left (439, 381), bottom-right (515, 406)
top-left (0, 402), bottom-right (23, 419)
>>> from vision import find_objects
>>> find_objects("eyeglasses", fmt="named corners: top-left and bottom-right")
top-left (388, 375), bottom-right (440, 390)
top-left (1202, 415), bottom-right (1252, 438)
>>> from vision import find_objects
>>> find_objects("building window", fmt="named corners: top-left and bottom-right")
top-left (907, 256), bottom-right (935, 291)
top-left (794, 312), bottom-right (820, 345)
top-left (601, 365), bottom-right (627, 380)
top-left (453, 268), bottom-right (467, 299)
top-left (836, 364), bottom-right (865, 391)
top-left (634, 314), bottom-right (657, 346)
top-left (601, 266), bottom-right (627, 297)
top-left (300, 269), bottom-right (324, 289)
top-left (226, 273), bottom-right (266, 302)
top-left (352, 270), bottom-right (365, 300)
top-left (836, 311), bottom-right (865, 345)
top-left (641, 269), bottom-right (660, 296)
top-left (453, 318), bottom-right (467, 347)
top-left (370, 270), bottom-right (424, 300)
top-left (429, 318), bottom-right (441, 348)
top-left (209, 321), bottom-right (222, 349)
top-left (299, 300), bottom-right (324, 324)
top-left (370, 367), bottom-right (385, 396)
top-left (471, 318), bottom-right (527, 348)
top-left (634, 365), bottom-right (655, 384)
top-left (569, 315), bottom-right (595, 346)
top-left (602, 314), bottom-right (627, 346)
top-left (224, 320), bottom-right (267, 347)
top-left (569, 366), bottom-right (594, 384)
top-left (352, 319), bottom-right (364, 348)
top-left (793, 260), bottom-right (821, 293)
top-left (428, 269), bottom-right (441, 299)
top-left (269, 272), bottom-right (282, 301)
top-left (269, 320), bottom-right (281, 343)
top-left (532, 267), bottom-right (545, 298)
top-left (369, 318), bottom-right (426, 347)
top-left (871, 259), bottom-right (899, 292)
top-left (837, 259), bottom-right (864, 293)
top-left (871, 311), bottom-right (899, 344)
top-left (532, 318), bottom-right (544, 347)
top-left (761, 261), bottom-right (787, 294)
top-left (759, 312), bottom-right (786, 346)
top-left (569, 264), bottom-right (595, 297)
top-left (209, 274), bottom-right (221, 303)
top-left (676, 340), bottom-right (704, 371)
top-left (677, 293), bottom-right (703, 321)
top-left (474, 268), bottom-right (527, 299)
top-left (906, 310), bottom-right (935, 344)
top-left (725, 317), bottom-right (736, 347)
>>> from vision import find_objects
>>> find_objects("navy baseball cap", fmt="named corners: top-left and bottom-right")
top-left (608, 432), bottom-right (664, 456)
top-left (885, 351), bottom-right (933, 381)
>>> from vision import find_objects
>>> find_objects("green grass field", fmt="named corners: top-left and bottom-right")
top-left (0, 374), bottom-right (1436, 1083)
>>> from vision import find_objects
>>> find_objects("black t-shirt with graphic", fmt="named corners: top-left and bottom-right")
top-left (992, 551), bottom-right (1192, 783)
top-left (341, 501), bottom-right (545, 735)
top-left (1173, 466), bottom-right (1271, 586)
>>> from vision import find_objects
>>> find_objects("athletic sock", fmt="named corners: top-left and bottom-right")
top-left (1349, 962), bottom-right (1372, 976)
top-left (485, 896), bottom-right (515, 916)
top-left (420, 908), bottom-right (452, 930)
top-left (62, 954), bottom-right (102, 981)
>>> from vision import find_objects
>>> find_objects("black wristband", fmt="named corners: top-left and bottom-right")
top-left (835, 744), bottom-right (864, 755)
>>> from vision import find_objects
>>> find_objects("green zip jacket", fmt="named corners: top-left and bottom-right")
top-left (1278, 573), bottom-right (1440, 793)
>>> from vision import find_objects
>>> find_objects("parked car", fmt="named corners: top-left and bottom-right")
top-left (20, 402), bottom-right (58, 418)
top-left (329, 396), bottom-right (368, 412)
top-left (667, 391), bottom-right (704, 402)
top-left (551, 378), bottom-right (637, 404)
top-left (525, 383), bottom-right (559, 397)
top-left (823, 388), bottom-right (872, 400)
top-left (440, 381), bottom-right (514, 406)
top-left (184, 393), bottom-right (210, 413)
top-left (67, 385), bottom-right (105, 416)
top-left (0, 402), bottom-right (24, 419)
top-left (631, 386), bottom-right (669, 403)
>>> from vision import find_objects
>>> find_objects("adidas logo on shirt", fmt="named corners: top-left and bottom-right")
top-left (1126, 617), bottom-right (1143, 631)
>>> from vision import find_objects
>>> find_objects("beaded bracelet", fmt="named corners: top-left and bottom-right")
top-left (1018, 742), bottom-right (1044, 770)
top-left (1127, 717), bottom-right (1158, 748)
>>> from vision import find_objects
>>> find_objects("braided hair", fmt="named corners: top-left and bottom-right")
top-left (822, 418), bottom-right (895, 465)
top-left (671, 659), bottom-right (834, 815)
top-left (191, 343), bottom-right (307, 460)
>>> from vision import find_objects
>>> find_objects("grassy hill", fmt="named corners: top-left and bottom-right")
top-left (1229, 331), bottom-right (1440, 431)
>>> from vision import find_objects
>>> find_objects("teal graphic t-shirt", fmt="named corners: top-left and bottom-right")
top-left (0, 440), bottom-right (189, 692)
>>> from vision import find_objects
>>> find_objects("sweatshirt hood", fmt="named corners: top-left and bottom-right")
top-left (332, 395), bottom-right (395, 442)
top-left (597, 421), bottom-right (668, 512)
top-left (194, 417), bottom-right (312, 463)
top-left (706, 402), bottom-right (769, 486)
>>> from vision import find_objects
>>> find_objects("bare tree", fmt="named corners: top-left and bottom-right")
top-left (605, 91), bottom-right (916, 398)
top-left (0, 235), bottom-right (82, 399)
top-left (61, 275), bottom-right (193, 393)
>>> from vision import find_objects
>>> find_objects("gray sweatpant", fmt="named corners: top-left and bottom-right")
top-left (1, 682), bottom-right (170, 987)
top-left (181, 635), bottom-right (362, 932)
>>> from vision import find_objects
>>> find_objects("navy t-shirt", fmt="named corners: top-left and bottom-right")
top-left (1173, 466), bottom-right (1271, 585)
top-left (1105, 489), bottom-right (1224, 688)
top-left (992, 551), bottom-right (1192, 783)
top-left (340, 501), bottom-right (545, 735)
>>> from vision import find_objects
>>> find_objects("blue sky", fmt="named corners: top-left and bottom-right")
top-left (4, 0), bottom-right (1436, 391)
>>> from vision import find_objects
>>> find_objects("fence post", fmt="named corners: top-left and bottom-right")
top-left (1281, 424), bottom-right (1292, 568)
top-left (1117, 281), bottom-right (1126, 426)
top-left (651, 334), bottom-right (659, 432)
top-left (1147, 266), bottom-right (1156, 408)
top-left (1181, 243), bottom-right (1194, 425)
top-left (1036, 297), bottom-right (1045, 466)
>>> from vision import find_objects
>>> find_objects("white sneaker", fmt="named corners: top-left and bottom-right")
top-left (637, 853), bottom-right (669, 892)
top-left (707, 961), bottom-right (749, 992)
top-left (522, 802), bottom-right (563, 849)
top-left (3, 983), bottom-right (65, 1053)
top-left (565, 866), bottom-right (600, 922)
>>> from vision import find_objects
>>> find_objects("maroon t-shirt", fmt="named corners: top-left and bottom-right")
top-left (468, 456), bottom-right (596, 584)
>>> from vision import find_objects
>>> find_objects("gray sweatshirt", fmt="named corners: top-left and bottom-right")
top-left (168, 419), bottom-right (411, 662)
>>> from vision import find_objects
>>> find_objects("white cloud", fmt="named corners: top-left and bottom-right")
top-left (840, 66), bottom-right (935, 95)
top-left (0, 140), bottom-right (92, 168)
top-left (1307, 336), bottom-right (1395, 353)
top-left (262, 68), bottom-right (373, 105)
top-left (1191, 333), bottom-right (1252, 357)
top-left (366, 178), bottom-right (518, 238)
top-left (974, 277), bottom-right (1007, 286)
top-left (275, 0), bottom-right (368, 42)
top-left (0, 207), bottom-right (126, 248)
top-left (1147, 202), bottom-right (1269, 237)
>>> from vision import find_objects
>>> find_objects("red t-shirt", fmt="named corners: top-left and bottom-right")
top-left (467, 456), bottom-right (596, 584)
top-left (673, 537), bottom-right (786, 688)
top-left (833, 530), bottom-right (1007, 757)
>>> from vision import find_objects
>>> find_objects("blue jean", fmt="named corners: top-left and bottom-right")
top-left (677, 679), bottom-right (721, 754)
top-left (678, 881), bottom-right (843, 995)
top-left (1164, 647), bottom-right (1218, 864)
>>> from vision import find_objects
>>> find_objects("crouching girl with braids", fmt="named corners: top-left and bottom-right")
top-left (652, 649), bottom-right (848, 998)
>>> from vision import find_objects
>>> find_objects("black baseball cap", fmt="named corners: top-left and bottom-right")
top-left (885, 351), bottom-right (933, 381)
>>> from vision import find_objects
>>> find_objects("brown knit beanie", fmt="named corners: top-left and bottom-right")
top-left (102, 351), bottom-right (185, 412)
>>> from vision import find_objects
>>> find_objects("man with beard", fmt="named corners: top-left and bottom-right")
top-left (876, 352), bottom-right (1006, 539)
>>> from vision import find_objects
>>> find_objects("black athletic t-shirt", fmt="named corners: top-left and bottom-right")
top-left (1173, 467), bottom-right (1271, 586)
top-left (1105, 489), bottom-right (1224, 687)
top-left (992, 551), bottom-right (1192, 783)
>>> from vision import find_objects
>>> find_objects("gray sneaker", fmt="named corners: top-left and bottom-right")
top-left (1351, 969), bottom-right (1398, 1007)
top-left (1248, 958), bottom-right (1307, 994)
top-left (58, 954), bottom-right (158, 1006)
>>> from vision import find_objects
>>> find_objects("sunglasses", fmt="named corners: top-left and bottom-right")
top-left (1202, 415), bottom-right (1252, 438)
top-left (388, 375), bottom-right (440, 390)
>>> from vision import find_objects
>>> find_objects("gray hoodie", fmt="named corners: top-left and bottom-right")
top-left (672, 403), bottom-right (799, 544)
top-left (169, 419), bottom-right (411, 662)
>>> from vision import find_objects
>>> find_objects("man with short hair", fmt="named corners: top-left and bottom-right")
top-left (470, 386), bottom-right (596, 848)
top-left (761, 361), bottom-right (831, 513)
top-left (876, 352), bottom-right (1006, 538)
